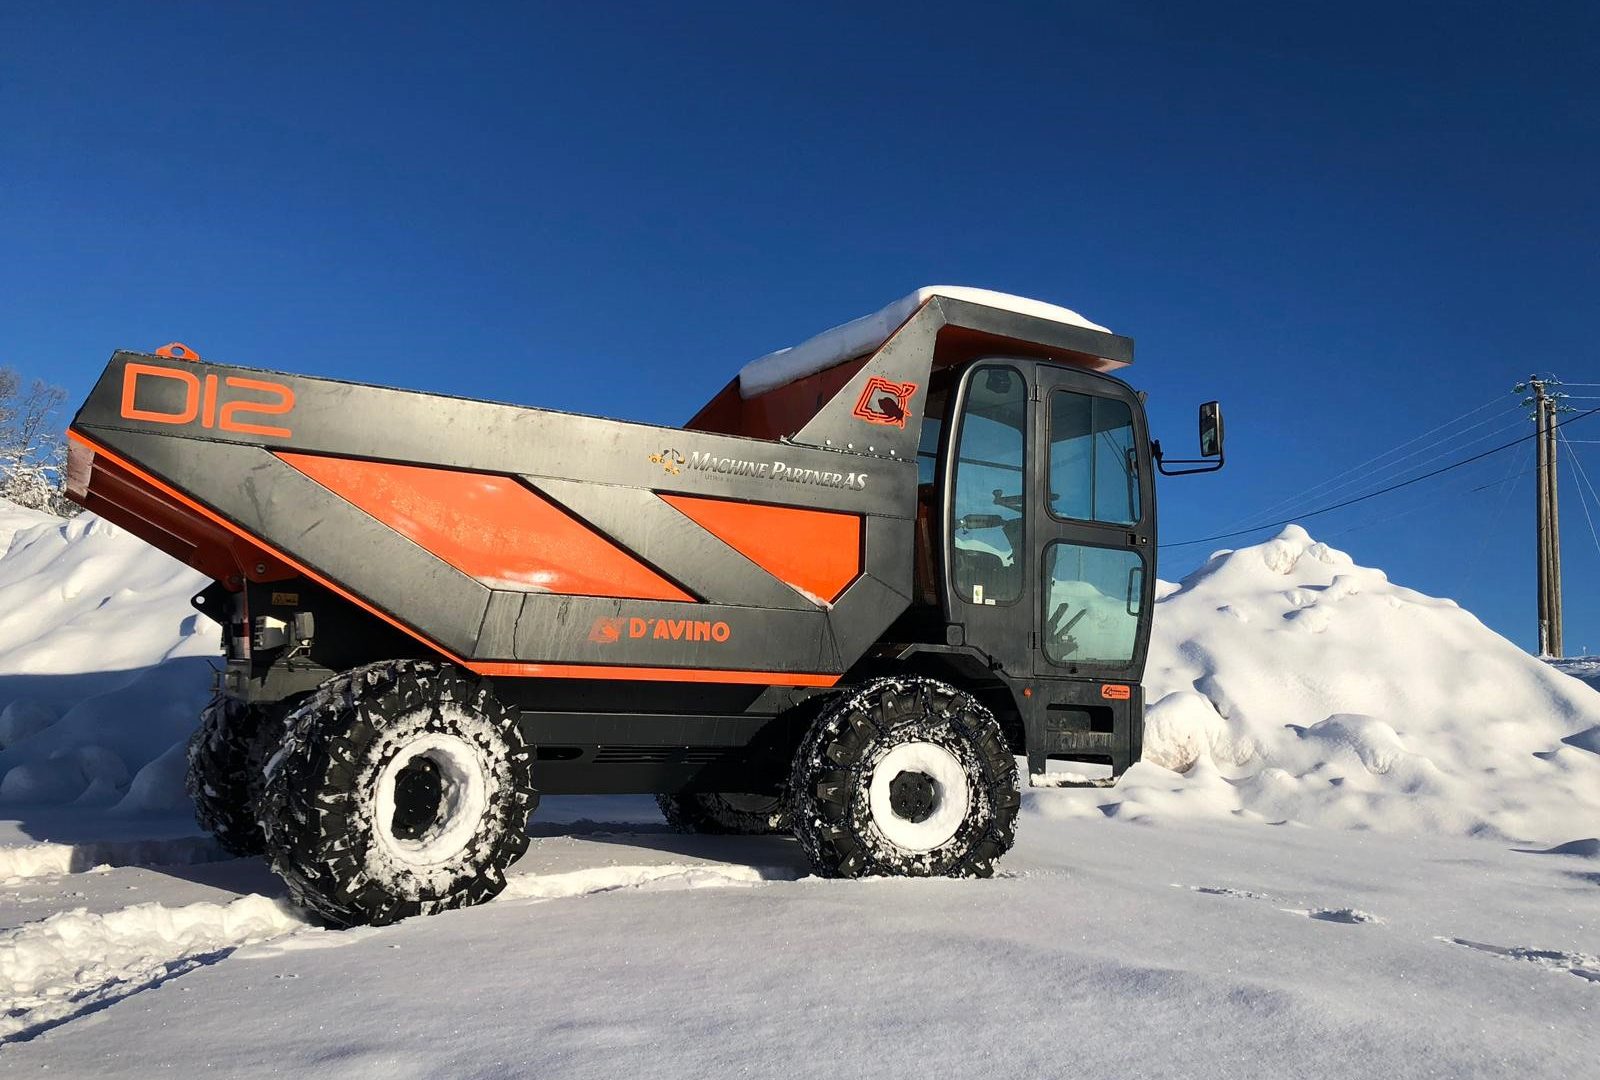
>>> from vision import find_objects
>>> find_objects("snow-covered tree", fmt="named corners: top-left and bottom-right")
top-left (0, 366), bottom-right (78, 516)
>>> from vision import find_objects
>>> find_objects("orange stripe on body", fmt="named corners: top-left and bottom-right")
top-left (659, 494), bottom-right (861, 604)
top-left (277, 453), bottom-right (692, 601)
top-left (468, 661), bottom-right (838, 686)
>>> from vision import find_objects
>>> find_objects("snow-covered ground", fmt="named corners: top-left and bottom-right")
top-left (2, 800), bottom-right (1596, 1077)
top-left (1552, 656), bottom-right (1600, 692)
top-left (0, 503), bottom-right (1596, 1076)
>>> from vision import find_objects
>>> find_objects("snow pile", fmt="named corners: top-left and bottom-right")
top-left (0, 502), bottom-right (217, 811)
top-left (1107, 526), bottom-right (1600, 844)
top-left (0, 500), bottom-right (57, 555)
top-left (0, 893), bottom-right (304, 1040)
top-left (738, 286), bottom-right (1113, 398)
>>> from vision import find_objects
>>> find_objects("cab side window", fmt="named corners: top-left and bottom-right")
top-left (951, 366), bottom-right (1026, 605)
top-left (1048, 391), bottom-right (1140, 525)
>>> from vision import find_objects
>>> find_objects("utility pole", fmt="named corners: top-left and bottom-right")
top-left (1546, 383), bottom-right (1563, 658)
top-left (1528, 376), bottom-right (1563, 657)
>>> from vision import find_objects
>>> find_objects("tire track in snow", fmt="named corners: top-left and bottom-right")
top-left (0, 894), bottom-right (306, 1043)
top-left (1441, 938), bottom-right (1600, 984)
top-left (1178, 884), bottom-right (1386, 925)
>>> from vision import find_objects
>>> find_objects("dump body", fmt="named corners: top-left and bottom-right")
top-left (71, 362), bottom-right (906, 684)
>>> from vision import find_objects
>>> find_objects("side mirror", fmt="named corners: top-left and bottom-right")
top-left (1155, 399), bottom-right (1226, 476)
top-left (1199, 401), bottom-right (1224, 458)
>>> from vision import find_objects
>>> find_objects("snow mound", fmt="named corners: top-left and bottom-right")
top-left (0, 501), bottom-right (217, 810)
top-left (0, 501), bottom-right (57, 557)
top-left (0, 509), bottom-right (215, 674)
top-left (1125, 526), bottom-right (1600, 844)
top-left (739, 286), bottom-right (1111, 398)
top-left (0, 894), bottom-right (304, 1041)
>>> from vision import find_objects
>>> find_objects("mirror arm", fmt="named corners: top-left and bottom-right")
top-left (1156, 459), bottom-right (1225, 476)
top-left (1153, 439), bottom-right (1226, 477)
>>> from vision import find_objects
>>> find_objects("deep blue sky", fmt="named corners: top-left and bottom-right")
top-left (3, 2), bottom-right (1597, 653)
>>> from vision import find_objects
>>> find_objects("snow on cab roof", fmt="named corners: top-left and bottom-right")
top-left (737, 286), bottom-right (1111, 399)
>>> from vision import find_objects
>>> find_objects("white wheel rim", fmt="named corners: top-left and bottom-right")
top-left (373, 726), bottom-right (488, 868)
top-left (868, 741), bottom-right (970, 853)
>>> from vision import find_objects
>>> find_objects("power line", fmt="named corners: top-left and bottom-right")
top-left (1311, 414), bottom-right (1530, 500)
top-left (1560, 428), bottom-right (1600, 562)
top-left (1462, 445), bottom-right (1533, 590)
top-left (1160, 405), bottom-right (1600, 550)
top-left (1226, 396), bottom-right (1519, 528)
top-left (1321, 457), bottom-right (1523, 543)
top-left (1470, 464), bottom-right (1536, 491)
top-left (1329, 437), bottom-right (1530, 540)
top-left (1254, 411), bottom-right (1529, 527)
top-left (1206, 393), bottom-right (1518, 535)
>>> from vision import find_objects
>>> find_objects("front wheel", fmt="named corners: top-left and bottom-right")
top-left (789, 677), bottom-right (1020, 878)
top-left (259, 660), bottom-right (538, 927)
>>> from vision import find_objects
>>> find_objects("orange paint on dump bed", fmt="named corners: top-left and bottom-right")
top-left (660, 494), bottom-right (860, 604)
top-left (277, 454), bottom-right (693, 602)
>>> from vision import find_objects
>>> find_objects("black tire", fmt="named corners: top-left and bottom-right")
top-left (790, 676), bottom-right (1020, 878)
top-left (258, 660), bottom-right (538, 927)
top-left (185, 695), bottom-right (285, 857)
top-left (656, 791), bottom-right (791, 835)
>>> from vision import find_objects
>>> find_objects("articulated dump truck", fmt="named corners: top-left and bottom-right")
top-left (66, 287), bottom-right (1224, 926)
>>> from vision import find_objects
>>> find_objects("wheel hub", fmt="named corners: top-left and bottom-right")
top-left (867, 741), bottom-right (972, 853)
top-left (887, 769), bottom-right (938, 823)
top-left (390, 755), bottom-right (443, 840)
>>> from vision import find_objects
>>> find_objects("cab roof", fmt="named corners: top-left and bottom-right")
top-left (738, 286), bottom-right (1118, 399)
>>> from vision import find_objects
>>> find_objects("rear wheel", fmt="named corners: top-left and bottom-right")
top-left (656, 791), bottom-right (791, 835)
top-left (790, 677), bottom-right (1019, 878)
top-left (186, 695), bottom-right (285, 857)
top-left (258, 660), bottom-right (538, 927)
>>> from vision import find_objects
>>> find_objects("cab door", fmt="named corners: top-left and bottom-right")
top-left (1029, 364), bottom-right (1155, 681)
top-left (942, 362), bottom-right (1033, 671)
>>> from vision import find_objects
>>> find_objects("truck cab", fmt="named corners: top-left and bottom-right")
top-left (693, 288), bottom-right (1220, 784)
top-left (907, 357), bottom-right (1157, 781)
